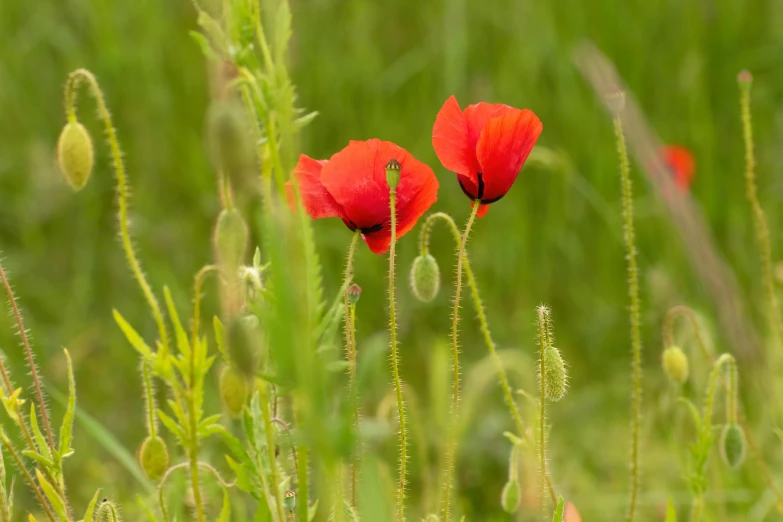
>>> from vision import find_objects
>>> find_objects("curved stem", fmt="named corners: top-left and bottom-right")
top-left (388, 189), bottom-right (407, 522)
top-left (704, 354), bottom-right (735, 429)
top-left (662, 306), bottom-right (712, 363)
top-left (158, 460), bottom-right (237, 522)
top-left (64, 69), bottom-right (170, 357)
top-left (441, 202), bottom-right (480, 522)
top-left (738, 77), bottom-right (783, 346)
top-left (342, 231), bottom-right (360, 507)
top-left (0, 263), bottom-right (55, 454)
top-left (271, 417), bottom-right (299, 474)
top-left (614, 114), bottom-right (643, 522)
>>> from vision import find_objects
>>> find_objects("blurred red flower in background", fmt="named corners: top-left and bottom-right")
top-left (663, 145), bottom-right (695, 191)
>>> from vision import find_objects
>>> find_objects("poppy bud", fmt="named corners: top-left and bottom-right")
top-left (662, 345), bottom-right (689, 384)
top-left (226, 315), bottom-right (261, 377)
top-left (410, 254), bottom-right (440, 303)
top-left (206, 99), bottom-right (253, 188)
top-left (542, 345), bottom-right (568, 402)
top-left (720, 423), bottom-right (746, 469)
top-left (500, 479), bottom-right (520, 513)
top-left (385, 158), bottom-right (401, 190)
top-left (737, 70), bottom-right (753, 85)
top-left (284, 489), bottom-right (296, 511)
top-left (138, 435), bottom-right (170, 480)
top-left (605, 91), bottom-right (626, 117)
top-left (213, 208), bottom-right (249, 270)
top-left (347, 283), bottom-right (362, 305)
top-left (57, 121), bottom-right (94, 191)
top-left (219, 364), bottom-right (249, 417)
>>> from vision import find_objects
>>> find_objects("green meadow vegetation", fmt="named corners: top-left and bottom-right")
top-left (1, 0), bottom-right (782, 520)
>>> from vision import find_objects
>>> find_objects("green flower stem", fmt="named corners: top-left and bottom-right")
top-left (295, 402), bottom-right (310, 522)
top-left (142, 360), bottom-right (157, 438)
top-left (738, 75), bottom-right (783, 347)
top-left (441, 201), bottom-right (480, 522)
top-left (613, 113), bottom-right (643, 522)
top-left (704, 354), bottom-right (735, 429)
top-left (191, 265), bottom-right (218, 348)
top-left (187, 344), bottom-right (205, 522)
top-left (0, 435), bottom-right (56, 522)
top-left (64, 69), bottom-right (170, 358)
top-left (388, 188), bottom-right (407, 522)
top-left (260, 379), bottom-right (287, 522)
top-left (537, 306), bottom-right (552, 512)
top-left (419, 212), bottom-right (557, 504)
top-left (662, 306), bottom-right (712, 363)
top-left (342, 231), bottom-right (360, 507)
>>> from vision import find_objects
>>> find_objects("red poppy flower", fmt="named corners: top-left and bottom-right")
top-left (663, 145), bottom-right (695, 191)
top-left (432, 95), bottom-right (543, 217)
top-left (285, 139), bottom-right (439, 254)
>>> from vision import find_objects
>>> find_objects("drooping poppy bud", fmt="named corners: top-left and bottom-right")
top-left (227, 315), bottom-right (261, 377)
top-left (57, 121), bottom-right (94, 191)
top-left (219, 364), bottom-right (249, 417)
top-left (662, 345), bottom-right (689, 384)
top-left (285, 139), bottom-right (439, 254)
top-left (500, 479), bottom-right (520, 513)
top-left (138, 435), bottom-right (170, 480)
top-left (720, 423), bottom-right (747, 469)
top-left (410, 254), bottom-right (440, 303)
top-left (432, 96), bottom-right (542, 217)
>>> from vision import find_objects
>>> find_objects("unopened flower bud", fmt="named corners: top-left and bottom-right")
top-left (662, 345), bottom-right (689, 384)
top-left (213, 208), bottom-right (249, 269)
top-left (386, 158), bottom-right (401, 190)
top-left (219, 365), bottom-right (249, 417)
top-left (227, 315), bottom-right (260, 377)
top-left (57, 121), bottom-right (94, 191)
top-left (605, 91), bottom-right (626, 117)
top-left (500, 479), bottom-right (520, 513)
top-left (347, 283), bottom-right (362, 306)
top-left (410, 254), bottom-right (440, 303)
top-left (542, 345), bottom-right (568, 402)
top-left (138, 435), bottom-right (170, 480)
top-left (206, 99), bottom-right (253, 187)
top-left (720, 423), bottom-right (746, 469)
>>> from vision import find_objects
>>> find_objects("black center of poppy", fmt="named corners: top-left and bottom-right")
top-left (346, 219), bottom-right (384, 235)
top-left (457, 172), bottom-right (506, 205)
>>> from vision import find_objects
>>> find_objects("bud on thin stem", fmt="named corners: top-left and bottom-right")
top-left (386, 158), bottom-right (401, 191)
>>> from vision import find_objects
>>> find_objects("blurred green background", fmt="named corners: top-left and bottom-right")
top-left (2, 0), bottom-right (783, 520)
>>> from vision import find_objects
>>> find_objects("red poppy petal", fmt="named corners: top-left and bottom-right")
top-left (321, 139), bottom-right (393, 230)
top-left (394, 153), bottom-right (439, 238)
top-left (464, 102), bottom-right (515, 148)
top-left (475, 201), bottom-right (490, 218)
top-left (476, 108), bottom-right (542, 200)
top-left (363, 231), bottom-right (392, 255)
top-left (432, 96), bottom-right (480, 179)
top-left (663, 145), bottom-right (695, 191)
top-left (288, 155), bottom-right (343, 219)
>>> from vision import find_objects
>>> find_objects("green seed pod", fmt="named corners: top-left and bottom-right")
top-left (283, 489), bottom-right (296, 511)
top-left (500, 479), bottom-right (520, 513)
top-left (720, 423), bottom-right (746, 469)
top-left (542, 345), bottom-right (568, 402)
top-left (206, 99), bottom-right (253, 188)
top-left (57, 121), bottom-right (94, 191)
top-left (410, 254), bottom-right (440, 303)
top-left (662, 345), bottom-right (689, 384)
top-left (227, 315), bottom-right (260, 377)
top-left (385, 158), bottom-right (401, 190)
top-left (213, 208), bottom-right (249, 270)
top-left (138, 435), bottom-right (169, 480)
top-left (219, 364), bottom-right (249, 417)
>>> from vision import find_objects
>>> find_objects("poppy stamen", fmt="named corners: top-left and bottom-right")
top-left (476, 172), bottom-right (485, 199)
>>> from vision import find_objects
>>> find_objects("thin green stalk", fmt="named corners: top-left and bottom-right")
top-left (0, 355), bottom-right (37, 454)
top-left (188, 348), bottom-right (205, 522)
top-left (295, 401), bottom-right (309, 522)
top-left (64, 69), bottom-right (170, 357)
top-left (690, 497), bottom-right (704, 522)
top-left (704, 354), bottom-right (735, 429)
top-left (537, 306), bottom-right (551, 513)
top-left (388, 188), bottom-right (407, 522)
top-left (260, 380), bottom-right (287, 522)
top-left (614, 114), bottom-right (643, 522)
top-left (0, 263), bottom-right (56, 457)
top-left (738, 73), bottom-right (783, 347)
top-left (342, 231), bottom-right (360, 507)
top-left (1, 436), bottom-right (56, 522)
top-left (142, 360), bottom-right (157, 438)
top-left (191, 265), bottom-right (218, 348)
top-left (441, 201), bottom-right (480, 522)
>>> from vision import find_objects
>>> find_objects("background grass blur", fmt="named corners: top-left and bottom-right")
top-left (2, 0), bottom-right (783, 519)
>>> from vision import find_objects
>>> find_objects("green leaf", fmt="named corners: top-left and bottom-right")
top-left (217, 487), bottom-right (231, 522)
top-left (29, 404), bottom-right (52, 462)
top-left (552, 495), bottom-right (565, 522)
top-left (273, 0), bottom-right (292, 64)
top-left (113, 309), bottom-right (154, 359)
top-left (58, 348), bottom-right (76, 459)
top-left (307, 499), bottom-right (319, 522)
top-left (35, 469), bottom-right (67, 519)
top-left (163, 286), bottom-right (190, 359)
top-left (82, 488), bottom-right (101, 522)
top-left (214, 316), bottom-right (228, 361)
top-left (189, 31), bottom-right (218, 61)
top-left (677, 397), bottom-right (703, 432)
top-left (665, 498), bottom-right (677, 522)
top-left (21, 450), bottom-right (53, 470)
top-left (157, 410), bottom-right (186, 445)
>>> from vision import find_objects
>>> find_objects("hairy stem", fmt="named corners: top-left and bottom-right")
top-left (441, 202), bottom-right (480, 522)
top-left (191, 265), bottom-right (218, 348)
top-left (142, 360), bottom-right (157, 438)
top-left (614, 114), bottom-right (643, 522)
top-left (0, 263), bottom-right (55, 454)
top-left (738, 75), bottom-right (783, 347)
top-left (537, 306), bottom-right (552, 512)
top-left (188, 349), bottom-right (205, 522)
top-left (1, 436), bottom-right (56, 522)
top-left (260, 380), bottom-right (287, 522)
top-left (342, 231), bottom-right (360, 507)
top-left (388, 189), bottom-right (407, 522)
